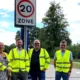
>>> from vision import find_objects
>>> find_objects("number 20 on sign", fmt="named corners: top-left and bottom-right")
top-left (15, 0), bottom-right (36, 27)
top-left (17, 0), bottom-right (34, 17)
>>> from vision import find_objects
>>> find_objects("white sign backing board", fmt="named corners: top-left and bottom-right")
top-left (15, 0), bottom-right (36, 27)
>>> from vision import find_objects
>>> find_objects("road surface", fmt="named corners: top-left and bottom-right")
top-left (46, 64), bottom-right (80, 80)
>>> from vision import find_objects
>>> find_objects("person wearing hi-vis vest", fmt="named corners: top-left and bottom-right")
top-left (8, 38), bottom-right (30, 80)
top-left (0, 42), bottom-right (10, 80)
top-left (53, 40), bottom-right (73, 80)
top-left (28, 39), bottom-right (50, 80)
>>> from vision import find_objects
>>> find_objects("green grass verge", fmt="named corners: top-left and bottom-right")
top-left (73, 59), bottom-right (80, 69)
top-left (73, 59), bottom-right (80, 62)
top-left (73, 62), bottom-right (80, 69)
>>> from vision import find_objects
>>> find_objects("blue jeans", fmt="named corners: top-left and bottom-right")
top-left (30, 71), bottom-right (45, 80)
top-left (55, 71), bottom-right (69, 80)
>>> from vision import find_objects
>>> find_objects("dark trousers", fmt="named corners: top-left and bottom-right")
top-left (11, 72), bottom-right (28, 80)
top-left (30, 71), bottom-right (45, 80)
top-left (55, 71), bottom-right (69, 80)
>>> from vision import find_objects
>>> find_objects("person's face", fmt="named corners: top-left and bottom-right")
top-left (60, 43), bottom-right (66, 51)
top-left (0, 42), bottom-right (4, 50)
top-left (16, 40), bottom-right (23, 48)
top-left (34, 40), bottom-right (40, 50)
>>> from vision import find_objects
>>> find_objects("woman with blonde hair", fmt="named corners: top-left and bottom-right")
top-left (0, 42), bottom-right (10, 80)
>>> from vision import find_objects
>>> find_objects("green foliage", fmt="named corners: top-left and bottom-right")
top-left (50, 44), bottom-right (80, 58)
top-left (73, 62), bottom-right (80, 69)
top-left (15, 31), bottom-right (20, 40)
top-left (4, 45), bottom-right (10, 54)
top-left (4, 43), bottom-right (16, 53)
top-left (29, 27), bottom-right (40, 47)
top-left (40, 1), bottom-right (71, 52)
top-left (13, 1), bottom-right (72, 58)
top-left (9, 43), bottom-right (16, 50)
top-left (67, 44), bottom-right (80, 59)
top-left (73, 59), bottom-right (80, 62)
top-left (49, 47), bottom-right (60, 58)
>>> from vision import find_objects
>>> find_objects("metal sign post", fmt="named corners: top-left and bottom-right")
top-left (21, 27), bottom-right (29, 51)
top-left (15, 0), bottom-right (36, 79)
top-left (24, 27), bottom-right (27, 50)
top-left (15, 0), bottom-right (36, 51)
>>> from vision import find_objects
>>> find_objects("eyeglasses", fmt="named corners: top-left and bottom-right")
top-left (35, 43), bottom-right (39, 44)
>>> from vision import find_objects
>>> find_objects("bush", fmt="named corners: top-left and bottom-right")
top-left (50, 44), bottom-right (80, 59)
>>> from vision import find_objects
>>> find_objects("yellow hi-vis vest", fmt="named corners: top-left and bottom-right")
top-left (28, 48), bottom-right (50, 70)
top-left (8, 48), bottom-right (30, 72)
top-left (0, 52), bottom-right (8, 71)
top-left (55, 50), bottom-right (70, 73)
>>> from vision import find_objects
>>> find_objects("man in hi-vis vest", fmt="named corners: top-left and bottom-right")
top-left (54, 40), bottom-right (73, 80)
top-left (28, 39), bottom-right (50, 80)
top-left (8, 38), bottom-right (30, 80)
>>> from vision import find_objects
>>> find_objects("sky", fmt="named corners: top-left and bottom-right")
top-left (0, 0), bottom-right (80, 45)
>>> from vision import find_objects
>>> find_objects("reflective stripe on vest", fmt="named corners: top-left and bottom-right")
top-left (0, 62), bottom-right (3, 67)
top-left (56, 50), bottom-right (70, 73)
top-left (11, 48), bottom-right (28, 72)
top-left (29, 48), bottom-right (50, 70)
top-left (12, 49), bottom-right (26, 60)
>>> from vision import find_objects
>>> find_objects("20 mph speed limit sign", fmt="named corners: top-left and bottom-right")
top-left (15, 0), bottom-right (36, 27)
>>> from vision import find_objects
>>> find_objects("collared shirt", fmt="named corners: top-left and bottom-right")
top-left (16, 47), bottom-right (22, 55)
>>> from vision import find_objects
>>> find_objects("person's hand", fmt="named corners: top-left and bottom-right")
top-left (7, 68), bottom-right (11, 73)
top-left (68, 71), bottom-right (71, 76)
top-left (42, 68), bottom-right (46, 72)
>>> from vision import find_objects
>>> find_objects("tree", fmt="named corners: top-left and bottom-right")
top-left (4, 45), bottom-right (10, 53)
top-left (68, 44), bottom-right (80, 59)
top-left (4, 43), bottom-right (16, 53)
top-left (29, 27), bottom-right (40, 47)
top-left (15, 27), bottom-right (40, 48)
top-left (15, 31), bottom-right (20, 40)
top-left (9, 43), bottom-right (16, 50)
top-left (41, 1), bottom-right (71, 52)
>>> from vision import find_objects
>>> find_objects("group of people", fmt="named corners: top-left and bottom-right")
top-left (0, 39), bottom-right (73, 80)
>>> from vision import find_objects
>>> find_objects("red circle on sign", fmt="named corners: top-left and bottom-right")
top-left (17, 0), bottom-right (34, 18)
